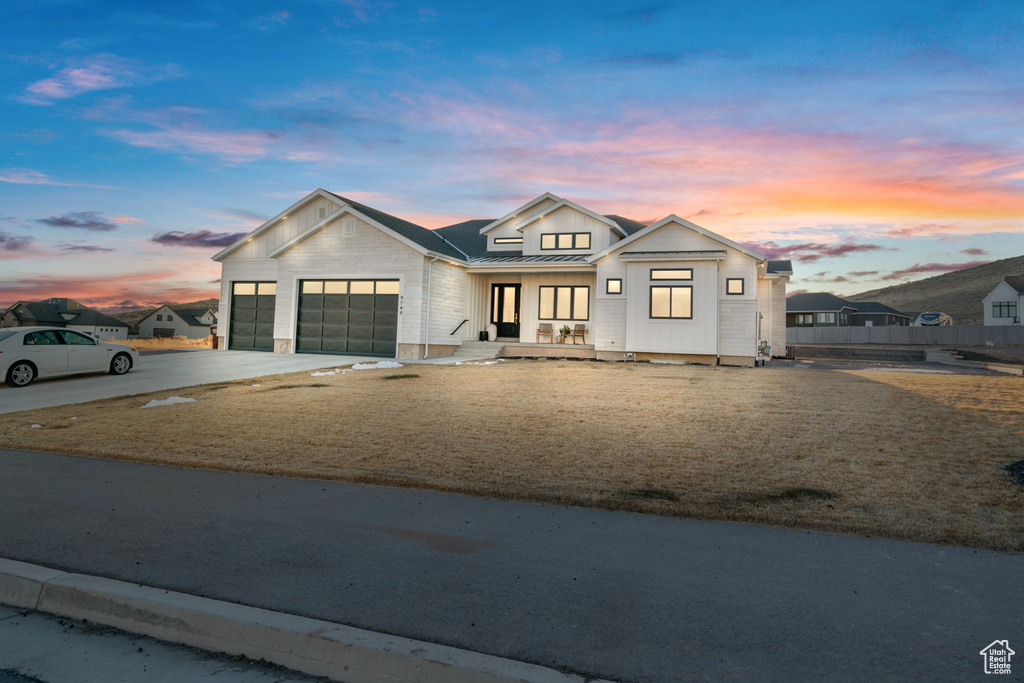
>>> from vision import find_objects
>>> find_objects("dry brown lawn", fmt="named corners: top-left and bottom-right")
top-left (1, 359), bottom-right (1022, 551)
top-left (110, 336), bottom-right (214, 350)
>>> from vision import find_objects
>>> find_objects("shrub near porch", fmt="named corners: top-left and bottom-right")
top-left (1, 360), bottom-right (1021, 551)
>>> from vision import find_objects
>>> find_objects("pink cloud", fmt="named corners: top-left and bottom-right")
top-left (17, 54), bottom-right (181, 105)
top-left (741, 240), bottom-right (885, 263)
top-left (105, 125), bottom-right (281, 163)
top-left (0, 167), bottom-right (118, 189)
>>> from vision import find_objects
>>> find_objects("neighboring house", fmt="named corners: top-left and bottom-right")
top-left (137, 305), bottom-right (217, 339)
top-left (786, 293), bottom-right (910, 327)
top-left (0, 297), bottom-right (129, 340)
top-left (785, 292), bottom-right (858, 327)
top-left (908, 311), bottom-right (953, 326)
top-left (982, 276), bottom-right (1023, 325)
top-left (212, 190), bottom-right (793, 366)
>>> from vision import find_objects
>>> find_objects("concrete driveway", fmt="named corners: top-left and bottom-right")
top-left (0, 350), bottom-right (382, 414)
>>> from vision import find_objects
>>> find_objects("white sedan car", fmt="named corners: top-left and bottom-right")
top-left (1, 326), bottom-right (140, 387)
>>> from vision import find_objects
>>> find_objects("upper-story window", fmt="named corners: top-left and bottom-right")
top-left (540, 233), bottom-right (590, 250)
top-left (651, 268), bottom-right (692, 280)
top-left (494, 237), bottom-right (523, 244)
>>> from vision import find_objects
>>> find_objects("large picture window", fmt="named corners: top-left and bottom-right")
top-left (650, 286), bottom-right (692, 319)
top-left (539, 286), bottom-right (589, 320)
top-left (540, 233), bottom-right (591, 250)
top-left (993, 302), bottom-right (1018, 318)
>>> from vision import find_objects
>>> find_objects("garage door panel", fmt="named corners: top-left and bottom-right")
top-left (298, 308), bottom-right (323, 323)
top-left (231, 322), bottom-right (256, 337)
top-left (349, 309), bottom-right (374, 325)
top-left (252, 335), bottom-right (274, 351)
top-left (374, 325), bottom-right (397, 341)
top-left (322, 338), bottom-right (348, 353)
top-left (323, 309), bottom-right (348, 324)
top-left (232, 308), bottom-right (257, 323)
top-left (233, 295), bottom-right (257, 310)
top-left (348, 339), bottom-right (374, 354)
top-left (296, 280), bottom-right (397, 357)
top-left (349, 296), bottom-right (374, 310)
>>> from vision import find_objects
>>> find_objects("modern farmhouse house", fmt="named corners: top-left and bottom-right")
top-left (982, 276), bottom-right (1023, 325)
top-left (212, 190), bottom-right (792, 366)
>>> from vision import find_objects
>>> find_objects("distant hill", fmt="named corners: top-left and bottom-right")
top-left (112, 298), bottom-right (219, 330)
top-left (848, 255), bottom-right (1024, 325)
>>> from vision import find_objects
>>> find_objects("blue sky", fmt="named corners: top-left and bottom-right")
top-left (2, 0), bottom-right (1022, 311)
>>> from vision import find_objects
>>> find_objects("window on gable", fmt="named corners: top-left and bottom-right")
top-left (156, 314), bottom-right (163, 321)
top-left (606, 278), bottom-right (622, 295)
top-left (494, 237), bottom-right (523, 244)
top-left (540, 233), bottom-right (590, 250)
top-left (538, 286), bottom-right (589, 320)
top-left (726, 278), bottom-right (744, 295)
top-left (167, 315), bottom-right (173, 322)
top-left (650, 286), bottom-right (692, 319)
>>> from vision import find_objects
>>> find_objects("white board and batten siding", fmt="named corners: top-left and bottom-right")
top-left (521, 206), bottom-right (617, 256)
top-left (465, 273), bottom-right (523, 341)
top-left (228, 196), bottom-right (343, 260)
top-left (519, 272), bottom-right (597, 343)
top-left (624, 260), bottom-right (718, 354)
top-left (485, 197), bottom-right (560, 252)
top-left (424, 258), bottom-right (470, 346)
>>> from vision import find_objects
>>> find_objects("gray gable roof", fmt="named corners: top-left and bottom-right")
top-left (850, 301), bottom-right (910, 317)
top-left (767, 260), bottom-right (793, 274)
top-left (3, 299), bottom-right (127, 327)
top-left (786, 292), bottom-right (857, 312)
top-left (433, 219), bottom-right (495, 259)
top-left (1004, 275), bottom-right (1024, 294)
top-left (327, 192), bottom-right (468, 261)
top-left (171, 308), bottom-right (216, 326)
top-left (604, 215), bottom-right (648, 235)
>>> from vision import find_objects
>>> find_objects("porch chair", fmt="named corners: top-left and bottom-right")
top-left (537, 323), bottom-right (553, 343)
top-left (571, 324), bottom-right (586, 344)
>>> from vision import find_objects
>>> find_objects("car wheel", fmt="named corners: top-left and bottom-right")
top-left (5, 361), bottom-right (36, 387)
top-left (109, 353), bottom-right (133, 375)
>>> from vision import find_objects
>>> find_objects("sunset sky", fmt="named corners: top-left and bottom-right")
top-left (2, 1), bottom-right (1022, 312)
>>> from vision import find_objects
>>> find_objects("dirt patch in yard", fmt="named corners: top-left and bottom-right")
top-left (1, 359), bottom-right (1021, 551)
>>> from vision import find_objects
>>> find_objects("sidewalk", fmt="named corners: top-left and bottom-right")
top-left (1, 447), bottom-right (1021, 682)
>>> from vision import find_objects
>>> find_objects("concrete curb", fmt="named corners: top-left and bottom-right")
top-left (0, 558), bottom-right (610, 683)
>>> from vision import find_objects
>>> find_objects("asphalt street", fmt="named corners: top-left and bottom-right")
top-left (1, 448), bottom-right (1020, 681)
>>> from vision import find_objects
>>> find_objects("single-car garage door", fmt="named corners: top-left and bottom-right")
top-left (229, 282), bottom-right (277, 351)
top-left (296, 279), bottom-right (399, 357)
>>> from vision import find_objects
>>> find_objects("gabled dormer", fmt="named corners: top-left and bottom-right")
top-left (478, 193), bottom-right (629, 256)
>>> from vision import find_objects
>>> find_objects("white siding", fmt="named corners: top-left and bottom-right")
top-left (231, 196), bottom-right (343, 259)
top-left (424, 258), bottom-right (470, 346)
top-left (983, 281), bottom-right (1021, 326)
top-left (273, 215), bottom-right (425, 350)
top-left (521, 205), bottom-right (614, 256)
top-left (138, 305), bottom-right (214, 339)
top-left (718, 300), bottom-right (758, 357)
top-left (594, 298), bottom-right (627, 351)
top-left (770, 277), bottom-right (788, 353)
top-left (520, 271), bottom-right (597, 342)
top-left (625, 260), bottom-right (718, 354)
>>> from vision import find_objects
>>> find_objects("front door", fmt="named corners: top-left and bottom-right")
top-left (491, 284), bottom-right (520, 338)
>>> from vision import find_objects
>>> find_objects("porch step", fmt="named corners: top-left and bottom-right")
top-left (451, 340), bottom-right (504, 359)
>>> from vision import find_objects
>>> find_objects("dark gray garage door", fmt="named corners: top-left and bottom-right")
top-left (229, 282), bottom-right (277, 351)
top-left (296, 279), bottom-right (399, 357)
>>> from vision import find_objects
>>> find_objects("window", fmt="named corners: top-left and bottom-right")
top-left (494, 237), bottom-right (523, 244)
top-left (167, 315), bottom-right (173, 322)
top-left (233, 282), bottom-right (256, 295)
top-left (650, 286), bottom-right (692, 319)
top-left (651, 269), bottom-right (692, 280)
top-left (726, 278), bottom-right (744, 295)
top-left (816, 313), bottom-right (836, 324)
top-left (840, 313), bottom-right (849, 325)
top-left (606, 278), bottom-right (622, 294)
top-left (302, 280), bottom-right (398, 295)
top-left (540, 233), bottom-right (590, 250)
top-left (795, 314), bottom-right (813, 326)
top-left (24, 330), bottom-right (62, 345)
top-left (156, 314), bottom-right (163, 321)
top-left (58, 330), bottom-right (96, 345)
top-left (538, 286), bottom-right (589, 320)
top-left (993, 302), bottom-right (1018, 318)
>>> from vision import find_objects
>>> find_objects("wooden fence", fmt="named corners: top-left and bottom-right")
top-left (786, 325), bottom-right (1024, 346)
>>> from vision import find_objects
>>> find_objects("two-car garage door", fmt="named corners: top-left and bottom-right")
top-left (296, 280), bottom-right (399, 357)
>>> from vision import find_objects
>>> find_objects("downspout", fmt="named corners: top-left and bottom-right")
top-left (715, 254), bottom-right (722, 365)
top-left (754, 265), bottom-right (762, 366)
top-left (424, 255), bottom-right (439, 359)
